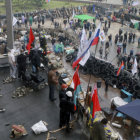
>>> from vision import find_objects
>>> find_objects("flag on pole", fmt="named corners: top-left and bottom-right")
top-left (72, 23), bottom-right (101, 69)
top-left (132, 0), bottom-right (139, 6)
top-left (26, 27), bottom-right (35, 54)
top-left (72, 66), bottom-right (82, 111)
top-left (77, 27), bottom-right (87, 58)
top-left (90, 85), bottom-right (101, 118)
top-left (72, 9), bottom-right (76, 18)
top-left (46, 0), bottom-right (50, 2)
top-left (132, 58), bottom-right (138, 75)
top-left (13, 16), bottom-right (18, 26)
top-left (117, 61), bottom-right (124, 76)
top-left (78, 27), bottom-right (90, 66)
top-left (99, 30), bottom-right (106, 42)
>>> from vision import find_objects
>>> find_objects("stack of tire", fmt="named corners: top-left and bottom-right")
top-left (77, 56), bottom-right (140, 99)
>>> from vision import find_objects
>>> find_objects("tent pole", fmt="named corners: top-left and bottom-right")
top-left (111, 110), bottom-right (117, 123)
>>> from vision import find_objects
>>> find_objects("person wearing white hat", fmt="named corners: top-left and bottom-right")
top-left (59, 90), bottom-right (74, 129)
top-left (66, 91), bottom-right (72, 98)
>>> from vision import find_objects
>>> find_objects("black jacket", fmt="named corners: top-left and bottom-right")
top-left (60, 97), bottom-right (74, 113)
top-left (17, 54), bottom-right (27, 67)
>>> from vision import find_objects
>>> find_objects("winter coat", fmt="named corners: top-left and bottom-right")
top-left (48, 70), bottom-right (58, 85)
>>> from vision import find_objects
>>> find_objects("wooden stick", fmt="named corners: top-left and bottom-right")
top-left (49, 120), bottom-right (76, 133)
top-left (49, 126), bottom-right (66, 133)
top-left (46, 132), bottom-right (50, 140)
top-left (69, 119), bottom-right (76, 124)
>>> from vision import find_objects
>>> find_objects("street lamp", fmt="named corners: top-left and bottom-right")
top-left (5, 0), bottom-right (14, 49)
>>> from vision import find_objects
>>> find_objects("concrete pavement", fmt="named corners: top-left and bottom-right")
top-left (0, 67), bottom-right (88, 140)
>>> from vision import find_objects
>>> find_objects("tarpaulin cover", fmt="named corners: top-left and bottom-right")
top-left (116, 99), bottom-right (140, 123)
top-left (131, 19), bottom-right (139, 29)
top-left (54, 44), bottom-right (64, 53)
top-left (74, 15), bottom-right (95, 22)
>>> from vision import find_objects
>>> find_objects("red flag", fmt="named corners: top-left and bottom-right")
top-left (73, 65), bottom-right (80, 90)
top-left (26, 27), bottom-right (35, 54)
top-left (91, 85), bottom-right (101, 118)
top-left (72, 65), bottom-right (82, 111)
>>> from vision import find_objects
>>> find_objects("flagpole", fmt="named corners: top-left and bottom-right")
top-left (86, 42), bottom-right (99, 94)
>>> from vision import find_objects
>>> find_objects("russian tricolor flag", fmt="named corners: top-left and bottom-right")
top-left (117, 61), bottom-right (124, 76)
top-left (72, 24), bottom-right (101, 69)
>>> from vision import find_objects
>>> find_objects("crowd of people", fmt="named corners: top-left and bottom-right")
top-left (0, 2), bottom-right (140, 139)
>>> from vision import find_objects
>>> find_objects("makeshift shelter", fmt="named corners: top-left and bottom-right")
top-left (116, 99), bottom-right (140, 123)
top-left (131, 19), bottom-right (139, 30)
top-left (74, 15), bottom-right (95, 22)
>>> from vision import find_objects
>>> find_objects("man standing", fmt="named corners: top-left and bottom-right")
top-left (42, 15), bottom-right (45, 25)
top-left (21, 15), bottom-right (25, 25)
top-left (8, 49), bottom-right (17, 79)
top-left (90, 118), bottom-right (109, 140)
top-left (123, 41), bottom-right (127, 54)
top-left (138, 37), bottom-right (140, 48)
top-left (59, 91), bottom-right (74, 129)
top-left (17, 49), bottom-right (27, 79)
top-left (48, 66), bottom-right (58, 101)
top-left (108, 20), bottom-right (111, 28)
top-left (130, 48), bottom-right (134, 57)
top-left (88, 30), bottom-right (92, 40)
top-left (99, 47), bottom-right (103, 59)
top-left (129, 33), bottom-right (132, 43)
top-left (115, 34), bottom-right (118, 45)
top-left (29, 15), bottom-right (33, 26)
top-left (108, 34), bottom-right (112, 46)
top-left (124, 32), bottom-right (127, 42)
top-left (119, 28), bottom-right (123, 36)
top-left (25, 16), bottom-right (27, 27)
top-left (117, 47), bottom-right (121, 57)
top-left (121, 13), bottom-right (124, 27)
top-left (105, 41), bottom-right (109, 49)
top-left (31, 50), bottom-right (40, 73)
top-left (59, 84), bottom-right (68, 100)
top-left (105, 20), bottom-right (107, 28)
top-left (105, 80), bottom-right (109, 92)
top-left (132, 33), bottom-right (136, 43)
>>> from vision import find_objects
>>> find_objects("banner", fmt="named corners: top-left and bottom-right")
top-left (93, 5), bottom-right (95, 13)
top-left (132, 58), bottom-right (137, 75)
top-left (79, 50), bottom-right (90, 66)
top-left (13, 16), bottom-right (18, 26)
top-left (132, 0), bottom-right (139, 6)
top-left (99, 30), bottom-right (106, 42)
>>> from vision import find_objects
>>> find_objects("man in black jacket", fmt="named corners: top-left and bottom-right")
top-left (17, 49), bottom-right (27, 79)
top-left (59, 91), bottom-right (74, 129)
top-left (59, 84), bottom-right (68, 100)
top-left (31, 50), bottom-right (40, 73)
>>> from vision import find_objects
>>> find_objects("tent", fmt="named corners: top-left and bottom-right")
top-left (116, 99), bottom-right (140, 123)
top-left (74, 15), bottom-right (95, 22)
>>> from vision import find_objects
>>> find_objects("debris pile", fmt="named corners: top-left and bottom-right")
top-left (12, 82), bottom-right (48, 98)
top-left (3, 77), bottom-right (15, 84)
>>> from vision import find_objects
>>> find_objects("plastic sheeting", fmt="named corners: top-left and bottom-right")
top-left (74, 15), bottom-right (95, 22)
